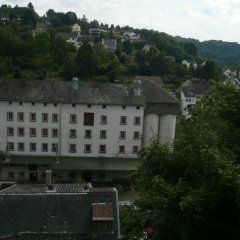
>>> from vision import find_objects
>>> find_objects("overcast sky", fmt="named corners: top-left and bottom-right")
top-left (3, 0), bottom-right (240, 43)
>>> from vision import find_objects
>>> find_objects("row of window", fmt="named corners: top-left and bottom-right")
top-left (8, 101), bottom-right (141, 110)
top-left (7, 171), bottom-right (106, 181)
top-left (6, 112), bottom-right (141, 126)
top-left (7, 142), bottom-right (139, 154)
top-left (6, 128), bottom-right (141, 139)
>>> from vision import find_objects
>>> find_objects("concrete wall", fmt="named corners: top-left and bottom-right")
top-left (0, 101), bottom-right (143, 158)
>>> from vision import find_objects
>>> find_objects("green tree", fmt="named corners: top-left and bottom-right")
top-left (75, 43), bottom-right (97, 78)
top-left (122, 83), bottom-right (240, 240)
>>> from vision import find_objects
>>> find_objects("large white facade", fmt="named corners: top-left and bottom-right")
top-left (0, 78), bottom-right (179, 183)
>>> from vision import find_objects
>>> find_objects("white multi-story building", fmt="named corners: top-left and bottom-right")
top-left (177, 79), bottom-right (210, 118)
top-left (0, 78), bottom-right (179, 183)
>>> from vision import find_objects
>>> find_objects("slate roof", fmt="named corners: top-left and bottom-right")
top-left (102, 39), bottom-right (117, 50)
top-left (134, 75), bottom-right (164, 87)
top-left (180, 79), bottom-right (210, 97)
top-left (139, 79), bottom-right (179, 104)
top-left (0, 78), bottom-right (144, 106)
top-left (0, 184), bottom-right (119, 239)
top-left (0, 78), bottom-right (178, 106)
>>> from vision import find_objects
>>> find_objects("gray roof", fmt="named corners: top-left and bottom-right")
top-left (134, 75), bottom-right (164, 88)
top-left (0, 78), bottom-right (144, 106)
top-left (0, 78), bottom-right (178, 106)
top-left (180, 79), bottom-right (210, 97)
top-left (102, 39), bottom-right (117, 50)
top-left (139, 79), bottom-right (179, 104)
top-left (0, 184), bottom-right (119, 239)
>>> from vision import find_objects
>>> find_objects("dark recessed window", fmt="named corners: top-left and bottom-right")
top-left (9, 101), bottom-right (12, 105)
top-left (19, 102), bottom-right (23, 105)
top-left (54, 103), bottom-right (57, 107)
top-left (32, 102), bottom-right (35, 106)
top-left (102, 105), bottom-right (106, 109)
top-left (87, 104), bottom-right (92, 108)
top-left (84, 113), bottom-right (94, 126)
top-left (122, 106), bottom-right (126, 109)
top-left (43, 103), bottom-right (47, 106)
top-left (72, 103), bottom-right (76, 107)
top-left (136, 106), bottom-right (140, 110)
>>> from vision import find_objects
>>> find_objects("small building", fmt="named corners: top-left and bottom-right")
top-left (177, 79), bottom-right (210, 117)
top-left (0, 183), bottom-right (120, 239)
top-left (72, 23), bottom-right (81, 35)
top-left (102, 38), bottom-right (117, 51)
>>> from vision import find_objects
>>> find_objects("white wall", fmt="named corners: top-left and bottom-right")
top-left (0, 101), bottom-right (144, 158)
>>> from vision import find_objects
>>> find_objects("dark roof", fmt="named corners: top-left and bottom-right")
top-left (0, 78), bottom-right (144, 106)
top-left (180, 79), bottom-right (210, 97)
top-left (139, 79), bottom-right (179, 104)
top-left (0, 184), bottom-right (119, 239)
top-left (134, 75), bottom-right (164, 87)
top-left (102, 39), bottom-right (117, 50)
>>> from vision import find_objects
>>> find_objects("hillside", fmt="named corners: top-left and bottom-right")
top-left (175, 36), bottom-right (240, 67)
top-left (0, 3), bottom-right (224, 88)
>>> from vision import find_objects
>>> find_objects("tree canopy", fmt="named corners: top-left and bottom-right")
top-left (121, 83), bottom-right (240, 240)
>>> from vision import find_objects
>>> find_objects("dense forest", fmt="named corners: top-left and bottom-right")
top-left (175, 36), bottom-right (240, 67)
top-left (0, 3), bottom-right (224, 88)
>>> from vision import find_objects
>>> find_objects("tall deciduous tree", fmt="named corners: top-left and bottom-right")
top-left (123, 83), bottom-right (240, 240)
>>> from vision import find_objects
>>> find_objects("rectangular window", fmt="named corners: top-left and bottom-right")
top-left (18, 128), bottom-right (24, 137)
top-left (17, 112), bottom-right (24, 122)
top-left (133, 131), bottom-right (140, 139)
top-left (99, 145), bottom-right (106, 153)
top-left (119, 145), bottom-right (125, 154)
top-left (100, 115), bottom-right (107, 125)
top-left (30, 113), bottom-right (36, 122)
top-left (29, 128), bottom-right (36, 137)
top-left (119, 131), bottom-right (126, 139)
top-left (69, 129), bottom-right (77, 138)
top-left (132, 146), bottom-right (139, 154)
top-left (70, 114), bottom-right (77, 124)
top-left (134, 117), bottom-right (141, 125)
top-left (84, 113), bottom-right (94, 126)
top-left (42, 143), bottom-right (48, 152)
top-left (42, 128), bottom-right (48, 137)
top-left (29, 143), bottom-right (36, 152)
top-left (7, 142), bottom-right (14, 151)
top-left (7, 112), bottom-right (14, 121)
top-left (84, 144), bottom-right (91, 153)
top-left (52, 114), bottom-right (58, 123)
top-left (85, 129), bottom-right (92, 139)
top-left (42, 113), bottom-right (48, 123)
top-left (120, 116), bottom-right (127, 125)
top-left (8, 172), bottom-right (14, 180)
top-left (7, 127), bottom-right (14, 136)
top-left (18, 142), bottom-right (25, 151)
top-left (69, 144), bottom-right (77, 153)
top-left (52, 129), bottom-right (58, 138)
top-left (52, 143), bottom-right (58, 152)
top-left (100, 130), bottom-right (107, 139)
